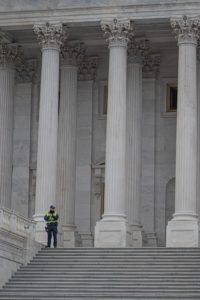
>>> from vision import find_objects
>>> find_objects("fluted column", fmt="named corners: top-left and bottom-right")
top-left (95, 19), bottom-right (133, 247)
top-left (167, 16), bottom-right (200, 247)
top-left (0, 44), bottom-right (17, 209)
top-left (126, 40), bottom-right (144, 247)
top-left (57, 43), bottom-right (84, 247)
top-left (33, 23), bottom-right (64, 243)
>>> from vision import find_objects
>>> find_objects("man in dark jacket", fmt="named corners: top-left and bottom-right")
top-left (44, 205), bottom-right (59, 248)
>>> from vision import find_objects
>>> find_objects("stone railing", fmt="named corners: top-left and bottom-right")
top-left (0, 207), bottom-right (36, 239)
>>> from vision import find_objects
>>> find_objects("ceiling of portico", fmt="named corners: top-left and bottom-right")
top-left (1, 19), bottom-right (177, 59)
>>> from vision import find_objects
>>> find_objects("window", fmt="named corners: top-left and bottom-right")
top-left (166, 83), bottom-right (177, 112)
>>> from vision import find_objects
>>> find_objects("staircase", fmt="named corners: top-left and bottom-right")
top-left (0, 248), bottom-right (200, 299)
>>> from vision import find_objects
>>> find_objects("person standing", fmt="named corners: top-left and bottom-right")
top-left (44, 205), bottom-right (59, 248)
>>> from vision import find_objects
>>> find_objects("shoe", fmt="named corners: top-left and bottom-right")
top-left (54, 246), bottom-right (57, 248)
top-left (45, 246), bottom-right (50, 248)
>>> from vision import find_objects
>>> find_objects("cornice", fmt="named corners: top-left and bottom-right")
top-left (0, 2), bottom-right (200, 27)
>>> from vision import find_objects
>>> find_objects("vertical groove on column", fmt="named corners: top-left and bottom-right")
top-left (126, 62), bottom-right (142, 225)
top-left (175, 43), bottom-right (197, 216)
top-left (35, 49), bottom-right (60, 214)
top-left (104, 46), bottom-right (127, 218)
top-left (0, 68), bottom-right (14, 209)
top-left (57, 65), bottom-right (77, 225)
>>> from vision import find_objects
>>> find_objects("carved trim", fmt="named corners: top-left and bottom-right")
top-left (78, 56), bottom-right (98, 81)
top-left (0, 43), bottom-right (21, 68)
top-left (128, 38), bottom-right (150, 64)
top-left (61, 42), bottom-right (85, 66)
top-left (143, 53), bottom-right (161, 77)
top-left (101, 18), bottom-right (134, 48)
top-left (33, 22), bottom-right (65, 50)
top-left (171, 15), bottom-right (200, 44)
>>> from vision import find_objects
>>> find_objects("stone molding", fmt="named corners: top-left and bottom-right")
top-left (171, 15), bottom-right (200, 45)
top-left (0, 207), bottom-right (36, 239)
top-left (128, 38), bottom-right (149, 64)
top-left (0, 43), bottom-right (21, 68)
top-left (101, 18), bottom-right (134, 48)
top-left (61, 42), bottom-right (85, 66)
top-left (33, 22), bottom-right (65, 50)
top-left (78, 56), bottom-right (98, 81)
top-left (143, 53), bottom-right (161, 77)
top-left (15, 58), bottom-right (37, 83)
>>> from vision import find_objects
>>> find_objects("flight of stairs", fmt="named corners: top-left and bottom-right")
top-left (0, 248), bottom-right (200, 299)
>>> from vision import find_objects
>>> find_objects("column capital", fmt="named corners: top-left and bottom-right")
top-left (15, 59), bottom-right (36, 83)
top-left (101, 18), bottom-right (134, 48)
top-left (33, 22), bottom-right (65, 50)
top-left (61, 42), bottom-right (85, 66)
top-left (171, 15), bottom-right (200, 45)
top-left (0, 43), bottom-right (20, 68)
top-left (143, 53), bottom-right (161, 78)
top-left (128, 39), bottom-right (149, 64)
top-left (78, 56), bottom-right (98, 81)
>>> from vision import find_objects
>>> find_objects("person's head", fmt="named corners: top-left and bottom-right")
top-left (50, 205), bottom-right (55, 213)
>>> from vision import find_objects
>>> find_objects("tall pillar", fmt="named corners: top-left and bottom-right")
top-left (197, 49), bottom-right (200, 221)
top-left (0, 44), bottom-right (17, 209)
top-left (57, 43), bottom-right (84, 247)
top-left (95, 19), bottom-right (133, 247)
top-left (126, 39), bottom-right (144, 247)
top-left (33, 23), bottom-right (64, 244)
top-left (166, 16), bottom-right (200, 247)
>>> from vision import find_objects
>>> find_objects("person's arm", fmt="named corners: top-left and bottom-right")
top-left (53, 213), bottom-right (59, 221)
top-left (44, 214), bottom-right (49, 221)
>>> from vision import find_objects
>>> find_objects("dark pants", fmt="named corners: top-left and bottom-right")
top-left (47, 225), bottom-right (57, 247)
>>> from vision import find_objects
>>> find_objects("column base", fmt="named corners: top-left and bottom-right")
top-left (166, 216), bottom-right (199, 247)
top-left (130, 225), bottom-right (143, 247)
top-left (79, 232), bottom-right (93, 247)
top-left (94, 218), bottom-right (132, 248)
top-left (32, 214), bottom-right (47, 245)
top-left (143, 232), bottom-right (157, 247)
top-left (61, 224), bottom-right (81, 247)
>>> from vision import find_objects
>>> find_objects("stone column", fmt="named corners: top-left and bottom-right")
top-left (166, 16), bottom-right (200, 247)
top-left (95, 19), bottom-right (133, 247)
top-left (0, 44), bottom-right (18, 209)
top-left (197, 48), bottom-right (200, 220)
top-left (57, 43), bottom-right (84, 247)
top-left (33, 23), bottom-right (64, 244)
top-left (126, 39), bottom-right (144, 247)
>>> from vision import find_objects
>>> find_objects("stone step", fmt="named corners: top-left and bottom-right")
top-left (2, 248), bottom-right (200, 299)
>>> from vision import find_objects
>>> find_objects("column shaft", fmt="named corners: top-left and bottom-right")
top-left (0, 67), bottom-right (14, 208)
top-left (57, 65), bottom-right (77, 224)
top-left (175, 43), bottom-right (197, 215)
top-left (104, 46), bottom-right (127, 218)
top-left (35, 48), bottom-right (60, 214)
top-left (126, 61), bottom-right (142, 225)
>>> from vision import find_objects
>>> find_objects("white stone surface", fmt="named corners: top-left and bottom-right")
top-left (126, 54), bottom-right (143, 247)
top-left (95, 19), bottom-right (132, 247)
top-left (0, 64), bottom-right (14, 209)
top-left (12, 82), bottom-right (32, 218)
top-left (0, 207), bottom-right (41, 288)
top-left (29, 79), bottom-right (40, 218)
top-left (57, 47), bottom-right (79, 247)
top-left (141, 78), bottom-right (157, 246)
top-left (75, 80), bottom-right (94, 247)
top-left (33, 23), bottom-right (63, 244)
top-left (166, 16), bottom-right (200, 247)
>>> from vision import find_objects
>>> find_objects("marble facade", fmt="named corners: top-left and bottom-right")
top-left (0, 0), bottom-right (199, 252)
